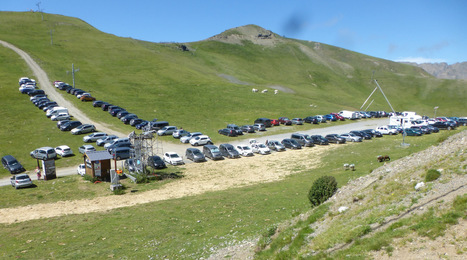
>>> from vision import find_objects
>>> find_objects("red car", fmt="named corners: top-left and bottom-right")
top-left (330, 113), bottom-right (345, 121)
top-left (278, 117), bottom-right (292, 125)
top-left (271, 119), bottom-right (280, 126)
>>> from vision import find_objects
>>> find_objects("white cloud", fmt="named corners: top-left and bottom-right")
top-left (395, 57), bottom-right (447, 64)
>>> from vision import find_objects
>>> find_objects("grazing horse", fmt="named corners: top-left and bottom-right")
top-left (377, 155), bottom-right (391, 162)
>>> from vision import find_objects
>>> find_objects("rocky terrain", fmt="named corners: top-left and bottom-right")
top-left (403, 61), bottom-right (467, 80)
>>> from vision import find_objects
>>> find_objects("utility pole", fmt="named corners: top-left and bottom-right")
top-left (50, 29), bottom-right (53, 45)
top-left (36, 2), bottom-right (44, 21)
top-left (67, 64), bottom-right (79, 87)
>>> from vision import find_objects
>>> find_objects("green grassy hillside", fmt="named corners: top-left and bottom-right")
top-left (0, 11), bottom-right (465, 174)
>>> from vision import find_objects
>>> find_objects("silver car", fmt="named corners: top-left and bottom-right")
top-left (83, 132), bottom-right (108, 143)
top-left (340, 133), bottom-right (363, 142)
top-left (30, 147), bottom-right (57, 160)
top-left (10, 174), bottom-right (33, 189)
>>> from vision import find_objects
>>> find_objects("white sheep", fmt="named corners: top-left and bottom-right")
top-left (252, 88), bottom-right (258, 93)
top-left (274, 89), bottom-right (279, 94)
top-left (261, 89), bottom-right (268, 93)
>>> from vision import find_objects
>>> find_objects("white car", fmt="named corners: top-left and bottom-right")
top-left (189, 135), bottom-right (212, 146)
top-left (376, 126), bottom-right (398, 135)
top-left (163, 152), bottom-right (185, 165)
top-left (77, 164), bottom-right (86, 176)
top-left (236, 145), bottom-right (254, 157)
top-left (250, 142), bottom-right (271, 155)
top-left (55, 145), bottom-right (74, 157)
top-left (51, 113), bottom-right (70, 121)
top-left (181, 132), bottom-right (202, 143)
top-left (83, 132), bottom-right (108, 143)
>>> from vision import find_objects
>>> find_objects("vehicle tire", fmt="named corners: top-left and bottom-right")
top-left (447, 126), bottom-right (452, 130)
top-left (194, 143), bottom-right (199, 146)
top-left (15, 186), bottom-right (18, 189)
top-left (336, 141), bottom-right (340, 144)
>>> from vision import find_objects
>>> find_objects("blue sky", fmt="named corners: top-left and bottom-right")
top-left (2, 0), bottom-right (466, 64)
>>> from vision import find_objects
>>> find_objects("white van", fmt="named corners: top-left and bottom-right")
top-left (376, 125), bottom-right (398, 135)
top-left (46, 107), bottom-right (68, 118)
top-left (339, 110), bottom-right (359, 120)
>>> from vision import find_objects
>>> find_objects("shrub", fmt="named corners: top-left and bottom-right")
top-left (425, 169), bottom-right (441, 182)
top-left (135, 173), bottom-right (149, 184)
top-left (308, 176), bottom-right (338, 207)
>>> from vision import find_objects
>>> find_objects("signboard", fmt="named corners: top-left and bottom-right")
top-left (41, 159), bottom-right (56, 180)
top-left (94, 161), bottom-right (101, 177)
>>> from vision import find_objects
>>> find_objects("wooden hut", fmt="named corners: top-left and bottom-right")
top-left (83, 150), bottom-right (113, 181)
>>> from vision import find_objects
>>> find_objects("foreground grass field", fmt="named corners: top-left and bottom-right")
top-left (0, 128), bottom-right (462, 259)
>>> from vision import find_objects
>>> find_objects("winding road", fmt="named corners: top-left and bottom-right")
top-left (0, 39), bottom-right (388, 187)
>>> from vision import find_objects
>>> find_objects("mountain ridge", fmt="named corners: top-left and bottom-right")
top-left (402, 61), bottom-right (467, 80)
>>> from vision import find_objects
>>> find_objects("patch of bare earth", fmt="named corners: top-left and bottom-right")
top-left (0, 145), bottom-right (334, 224)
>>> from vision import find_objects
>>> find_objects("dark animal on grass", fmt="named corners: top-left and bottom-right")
top-left (377, 155), bottom-right (390, 162)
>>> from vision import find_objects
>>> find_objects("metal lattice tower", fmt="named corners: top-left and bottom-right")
top-left (129, 131), bottom-right (157, 173)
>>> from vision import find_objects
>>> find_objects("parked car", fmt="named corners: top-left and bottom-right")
top-left (147, 155), bottom-right (166, 169)
top-left (376, 126), bottom-right (398, 135)
top-left (157, 126), bottom-right (178, 136)
top-left (340, 133), bottom-right (363, 142)
top-left (80, 93), bottom-right (96, 102)
top-left (92, 100), bottom-right (107, 107)
top-left (350, 130), bottom-right (372, 140)
top-left (172, 129), bottom-right (190, 139)
top-left (278, 117), bottom-right (292, 125)
top-left (185, 148), bottom-right (206, 162)
top-left (219, 144), bottom-right (241, 159)
top-left (324, 114), bottom-right (337, 121)
top-left (250, 142), bottom-right (270, 155)
top-left (266, 140), bottom-right (286, 151)
top-left (83, 132), bottom-right (107, 143)
top-left (54, 145), bottom-right (74, 157)
top-left (2, 155), bottom-right (26, 174)
top-left (281, 138), bottom-right (302, 149)
top-left (10, 174), bottom-right (33, 189)
top-left (314, 115), bottom-right (327, 123)
top-left (121, 114), bottom-right (138, 124)
top-left (254, 118), bottom-right (272, 127)
top-left (136, 120), bottom-right (149, 130)
top-left (241, 125), bottom-right (256, 133)
top-left (124, 158), bottom-right (138, 172)
top-left (116, 110), bottom-right (130, 119)
top-left (96, 135), bottom-right (118, 146)
top-left (253, 123), bottom-right (266, 131)
top-left (50, 112), bottom-right (70, 121)
top-left (290, 133), bottom-right (315, 147)
top-left (404, 128), bottom-right (423, 136)
top-left (163, 152), bottom-right (185, 165)
top-left (181, 132), bottom-right (203, 143)
top-left (129, 118), bottom-right (144, 127)
top-left (291, 118), bottom-right (304, 125)
top-left (30, 147), bottom-right (57, 160)
top-left (324, 134), bottom-right (347, 144)
top-left (60, 121), bottom-right (82, 131)
top-left (203, 145), bottom-right (223, 160)
top-left (110, 147), bottom-right (133, 160)
top-left (310, 135), bottom-right (329, 145)
top-left (218, 128), bottom-right (237, 137)
top-left (431, 121), bottom-right (456, 130)
top-left (149, 121), bottom-right (169, 131)
top-left (226, 124), bottom-right (243, 135)
top-left (71, 124), bottom-right (96, 135)
top-left (304, 116), bottom-right (319, 124)
top-left (271, 119), bottom-right (280, 126)
top-left (77, 164), bottom-right (86, 176)
top-left (236, 145), bottom-right (254, 157)
top-left (104, 138), bottom-right (131, 149)
top-left (190, 135), bottom-right (212, 146)
top-left (106, 142), bottom-right (132, 152)
top-left (78, 145), bottom-right (96, 154)
top-left (426, 125), bottom-right (439, 133)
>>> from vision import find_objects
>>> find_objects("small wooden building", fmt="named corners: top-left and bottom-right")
top-left (83, 151), bottom-right (113, 181)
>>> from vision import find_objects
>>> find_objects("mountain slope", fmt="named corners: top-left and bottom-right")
top-left (0, 12), bottom-right (466, 134)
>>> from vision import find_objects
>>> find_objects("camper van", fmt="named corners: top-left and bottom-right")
top-left (338, 110), bottom-right (359, 120)
top-left (389, 111), bottom-right (423, 128)
top-left (46, 107), bottom-right (68, 118)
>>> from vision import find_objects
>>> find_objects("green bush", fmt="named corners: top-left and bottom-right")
top-left (425, 169), bottom-right (441, 182)
top-left (308, 176), bottom-right (338, 207)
